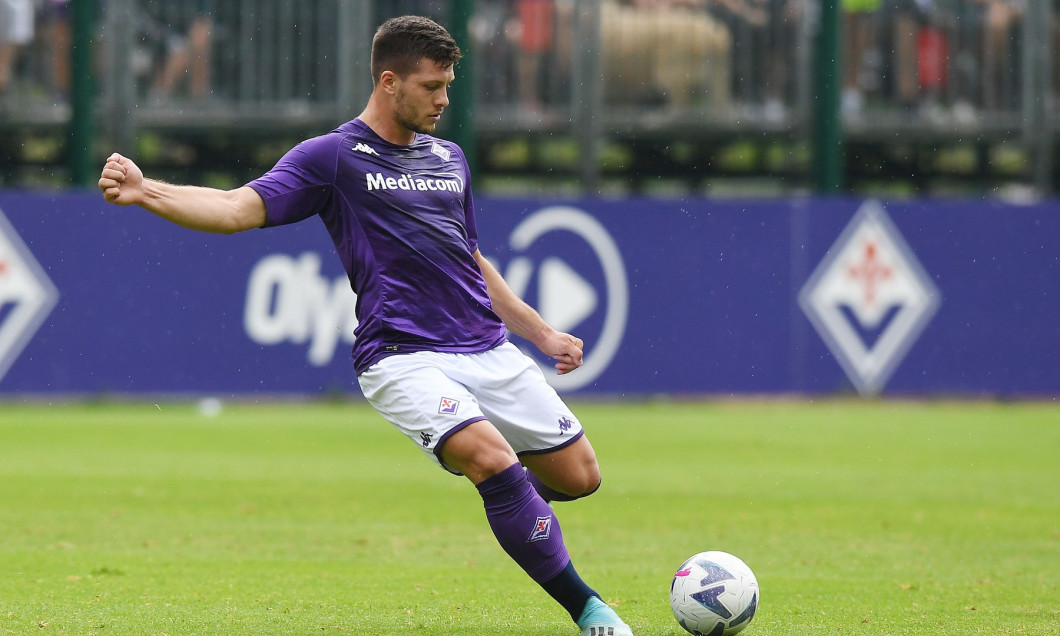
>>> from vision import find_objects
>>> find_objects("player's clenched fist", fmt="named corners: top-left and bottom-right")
top-left (98, 153), bottom-right (145, 206)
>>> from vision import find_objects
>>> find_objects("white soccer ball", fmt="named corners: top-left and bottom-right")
top-left (670, 551), bottom-right (759, 636)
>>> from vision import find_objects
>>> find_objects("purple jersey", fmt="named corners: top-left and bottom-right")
top-left (247, 119), bottom-right (507, 373)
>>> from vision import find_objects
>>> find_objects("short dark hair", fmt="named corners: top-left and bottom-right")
top-left (371, 15), bottom-right (462, 84)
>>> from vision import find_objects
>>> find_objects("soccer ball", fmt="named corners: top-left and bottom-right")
top-left (670, 551), bottom-right (759, 636)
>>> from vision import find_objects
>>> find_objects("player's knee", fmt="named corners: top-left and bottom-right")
top-left (571, 475), bottom-right (602, 499)
top-left (450, 446), bottom-right (519, 483)
top-left (561, 466), bottom-right (602, 499)
top-left (439, 421), bottom-right (520, 482)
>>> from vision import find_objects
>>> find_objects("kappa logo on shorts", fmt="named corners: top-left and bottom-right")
top-left (558, 416), bottom-right (574, 434)
top-left (438, 397), bottom-right (460, 415)
top-left (527, 515), bottom-right (552, 543)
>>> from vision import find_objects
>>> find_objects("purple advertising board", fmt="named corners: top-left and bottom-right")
top-left (0, 192), bottom-right (1057, 397)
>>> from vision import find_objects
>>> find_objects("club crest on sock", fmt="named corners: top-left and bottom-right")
top-left (528, 515), bottom-right (552, 543)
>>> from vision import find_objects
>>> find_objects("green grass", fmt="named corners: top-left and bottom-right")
top-left (1, 400), bottom-right (1058, 635)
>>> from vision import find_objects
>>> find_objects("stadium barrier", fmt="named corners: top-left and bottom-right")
top-left (2, 1), bottom-right (1055, 192)
top-left (0, 193), bottom-right (1057, 398)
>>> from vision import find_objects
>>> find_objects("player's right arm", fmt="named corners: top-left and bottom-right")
top-left (98, 153), bottom-right (266, 234)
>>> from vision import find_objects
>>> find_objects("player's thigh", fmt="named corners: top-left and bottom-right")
top-left (470, 343), bottom-right (600, 493)
top-left (472, 343), bottom-right (586, 455)
top-left (357, 352), bottom-right (489, 473)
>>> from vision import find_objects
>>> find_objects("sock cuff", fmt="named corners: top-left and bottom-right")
top-left (475, 462), bottom-right (528, 499)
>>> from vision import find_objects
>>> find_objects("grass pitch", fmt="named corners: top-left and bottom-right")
top-left (1, 399), bottom-right (1057, 635)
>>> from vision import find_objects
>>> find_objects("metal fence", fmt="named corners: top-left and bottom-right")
top-left (0, 0), bottom-right (1056, 192)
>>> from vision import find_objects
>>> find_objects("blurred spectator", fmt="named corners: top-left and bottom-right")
top-left (760, 0), bottom-right (801, 121)
top-left (885, 0), bottom-right (952, 118)
top-left (885, 0), bottom-right (917, 111)
top-left (704, 0), bottom-right (801, 119)
top-left (0, 0), bottom-right (34, 99)
top-left (914, 0), bottom-right (949, 115)
top-left (602, 0), bottom-right (732, 108)
top-left (841, 0), bottom-right (882, 117)
top-left (468, 1), bottom-right (513, 104)
top-left (980, 0), bottom-right (1024, 112)
top-left (704, 0), bottom-right (767, 107)
top-left (38, 0), bottom-right (71, 99)
top-left (149, 0), bottom-right (213, 101)
top-left (1055, 0), bottom-right (1060, 103)
top-left (941, 0), bottom-right (982, 121)
top-left (509, 0), bottom-right (555, 110)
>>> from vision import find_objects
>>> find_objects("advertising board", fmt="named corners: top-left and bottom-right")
top-left (1, 193), bottom-right (1056, 397)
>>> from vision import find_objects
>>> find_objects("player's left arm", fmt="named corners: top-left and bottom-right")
top-left (473, 249), bottom-right (583, 375)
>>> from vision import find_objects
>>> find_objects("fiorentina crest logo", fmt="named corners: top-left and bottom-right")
top-left (528, 516), bottom-right (552, 543)
top-left (430, 141), bottom-right (451, 162)
top-left (798, 201), bottom-right (940, 395)
top-left (438, 397), bottom-right (460, 415)
top-left (0, 207), bottom-right (59, 383)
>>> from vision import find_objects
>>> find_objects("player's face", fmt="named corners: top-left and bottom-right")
top-left (393, 59), bottom-right (454, 135)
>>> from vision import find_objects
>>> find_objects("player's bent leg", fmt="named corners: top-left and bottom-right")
top-left (521, 435), bottom-right (602, 502)
top-left (441, 420), bottom-right (572, 581)
top-left (441, 422), bottom-right (632, 634)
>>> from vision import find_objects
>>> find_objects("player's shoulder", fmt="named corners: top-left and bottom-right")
top-left (289, 127), bottom-right (350, 161)
top-left (329, 118), bottom-right (368, 139)
top-left (283, 120), bottom-right (371, 167)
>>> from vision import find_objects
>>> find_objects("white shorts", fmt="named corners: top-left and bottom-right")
top-left (357, 342), bottom-right (584, 474)
top-left (0, 0), bottom-right (34, 44)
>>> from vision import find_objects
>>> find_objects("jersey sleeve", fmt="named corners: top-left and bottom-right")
top-left (246, 135), bottom-right (338, 228)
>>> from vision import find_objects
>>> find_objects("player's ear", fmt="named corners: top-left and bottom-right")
top-left (379, 70), bottom-right (398, 95)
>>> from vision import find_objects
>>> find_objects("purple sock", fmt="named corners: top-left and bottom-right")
top-left (476, 462), bottom-right (571, 584)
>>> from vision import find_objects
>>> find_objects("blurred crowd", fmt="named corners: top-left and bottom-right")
top-left (0, 0), bottom-right (1054, 120)
top-left (0, 0), bottom-right (212, 105)
top-left (486, 0), bottom-right (1048, 119)
top-left (473, 0), bottom-right (1055, 121)
top-left (839, 0), bottom-right (1042, 120)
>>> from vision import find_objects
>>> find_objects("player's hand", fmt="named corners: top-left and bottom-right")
top-left (538, 330), bottom-right (584, 375)
top-left (98, 153), bottom-right (145, 206)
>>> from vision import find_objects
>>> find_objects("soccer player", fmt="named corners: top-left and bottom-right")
top-left (98, 15), bottom-right (633, 636)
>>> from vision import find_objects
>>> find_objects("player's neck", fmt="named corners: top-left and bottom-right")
top-left (358, 100), bottom-right (416, 147)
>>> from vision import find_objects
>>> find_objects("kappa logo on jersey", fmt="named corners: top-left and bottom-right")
top-left (528, 515), bottom-right (552, 543)
top-left (558, 416), bottom-right (574, 433)
top-left (0, 207), bottom-right (59, 383)
top-left (798, 201), bottom-right (940, 395)
top-left (430, 141), bottom-right (451, 162)
top-left (352, 142), bottom-right (379, 157)
top-left (438, 397), bottom-right (460, 415)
